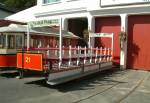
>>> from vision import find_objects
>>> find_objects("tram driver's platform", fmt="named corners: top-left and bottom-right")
top-left (47, 62), bottom-right (112, 85)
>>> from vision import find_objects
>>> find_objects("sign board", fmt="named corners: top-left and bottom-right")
top-left (17, 53), bottom-right (43, 71)
top-left (89, 33), bottom-right (113, 38)
top-left (28, 19), bottom-right (59, 28)
top-left (101, 0), bottom-right (150, 6)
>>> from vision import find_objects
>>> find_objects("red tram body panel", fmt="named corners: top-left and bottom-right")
top-left (0, 54), bottom-right (16, 67)
top-left (17, 53), bottom-right (43, 71)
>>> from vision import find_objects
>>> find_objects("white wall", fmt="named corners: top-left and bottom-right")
top-left (101, 0), bottom-right (150, 6)
top-left (35, 0), bottom-right (88, 17)
top-left (37, 0), bottom-right (43, 6)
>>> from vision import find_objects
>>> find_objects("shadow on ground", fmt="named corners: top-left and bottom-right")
top-left (0, 70), bottom-right (19, 78)
top-left (0, 70), bottom-right (45, 78)
top-left (24, 67), bottom-right (127, 92)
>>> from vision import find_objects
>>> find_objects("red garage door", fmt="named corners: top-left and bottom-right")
top-left (95, 16), bottom-right (121, 65)
top-left (127, 15), bottom-right (150, 71)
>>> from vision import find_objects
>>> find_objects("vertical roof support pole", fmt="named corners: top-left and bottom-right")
top-left (111, 33), bottom-right (114, 60)
top-left (59, 18), bottom-right (62, 69)
top-left (5, 34), bottom-right (8, 49)
top-left (27, 24), bottom-right (30, 50)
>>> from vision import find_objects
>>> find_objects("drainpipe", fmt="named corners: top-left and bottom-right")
top-left (120, 14), bottom-right (128, 70)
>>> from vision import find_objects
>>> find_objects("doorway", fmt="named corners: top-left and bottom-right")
top-left (68, 18), bottom-right (88, 47)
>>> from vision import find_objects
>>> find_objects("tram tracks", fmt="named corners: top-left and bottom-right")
top-left (71, 70), bottom-right (148, 103)
top-left (116, 73), bottom-right (150, 103)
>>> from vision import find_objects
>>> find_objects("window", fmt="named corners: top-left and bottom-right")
top-left (8, 35), bottom-right (15, 49)
top-left (16, 35), bottom-right (23, 48)
top-left (0, 34), bottom-right (6, 48)
top-left (43, 0), bottom-right (60, 4)
top-left (0, 34), bottom-right (23, 49)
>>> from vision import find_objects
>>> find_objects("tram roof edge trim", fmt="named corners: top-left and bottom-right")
top-left (28, 19), bottom-right (59, 28)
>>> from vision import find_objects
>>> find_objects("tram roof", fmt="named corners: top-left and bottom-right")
top-left (0, 24), bottom-right (80, 39)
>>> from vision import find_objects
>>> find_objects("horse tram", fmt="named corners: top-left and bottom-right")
top-left (16, 19), bottom-right (114, 85)
top-left (0, 22), bottom-right (78, 69)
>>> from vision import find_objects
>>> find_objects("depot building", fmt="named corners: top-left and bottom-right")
top-left (5, 0), bottom-right (150, 71)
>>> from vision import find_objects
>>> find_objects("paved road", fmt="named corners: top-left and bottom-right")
top-left (0, 69), bottom-right (150, 103)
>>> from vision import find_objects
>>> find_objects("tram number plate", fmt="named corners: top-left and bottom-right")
top-left (25, 56), bottom-right (31, 64)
